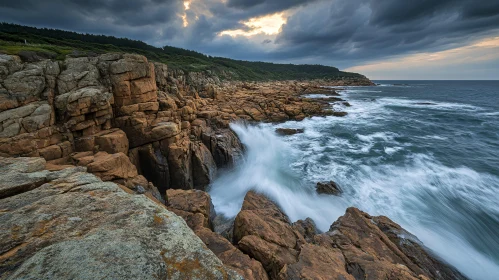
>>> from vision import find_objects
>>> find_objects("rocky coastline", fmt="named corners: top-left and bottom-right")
top-left (0, 53), bottom-right (466, 279)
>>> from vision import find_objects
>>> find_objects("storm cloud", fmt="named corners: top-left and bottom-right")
top-left (1, 0), bottom-right (499, 77)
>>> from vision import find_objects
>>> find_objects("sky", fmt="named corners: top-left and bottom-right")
top-left (1, 0), bottom-right (499, 80)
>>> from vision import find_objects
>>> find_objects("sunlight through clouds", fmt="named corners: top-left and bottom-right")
top-left (219, 13), bottom-right (287, 37)
top-left (182, 1), bottom-right (191, 27)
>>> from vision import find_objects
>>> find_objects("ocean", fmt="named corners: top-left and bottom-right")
top-left (208, 80), bottom-right (499, 279)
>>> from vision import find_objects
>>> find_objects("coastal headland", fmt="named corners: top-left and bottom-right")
top-left (0, 52), bottom-right (466, 279)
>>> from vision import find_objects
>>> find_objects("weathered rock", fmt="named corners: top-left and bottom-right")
top-left (0, 101), bottom-right (53, 138)
top-left (316, 180), bottom-right (343, 196)
top-left (275, 128), bottom-right (304, 136)
top-left (94, 129), bottom-right (129, 154)
top-left (318, 207), bottom-right (467, 280)
top-left (166, 189), bottom-right (215, 229)
top-left (0, 158), bottom-right (242, 279)
top-left (196, 227), bottom-right (269, 280)
top-left (57, 57), bottom-right (100, 94)
top-left (55, 86), bottom-right (114, 118)
top-left (278, 244), bottom-right (354, 280)
top-left (292, 218), bottom-right (318, 243)
top-left (191, 141), bottom-right (217, 190)
top-left (73, 152), bottom-right (138, 181)
top-left (373, 215), bottom-right (467, 280)
top-left (165, 189), bottom-right (268, 280)
top-left (234, 191), bottom-right (305, 278)
top-left (202, 128), bottom-right (243, 168)
top-left (168, 136), bottom-right (193, 189)
top-left (0, 157), bottom-right (48, 199)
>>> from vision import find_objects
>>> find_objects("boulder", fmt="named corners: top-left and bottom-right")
top-left (373, 215), bottom-right (467, 280)
top-left (275, 128), bottom-right (304, 136)
top-left (3, 65), bottom-right (46, 106)
top-left (202, 128), bottom-right (243, 168)
top-left (292, 218), bottom-right (318, 243)
top-left (316, 180), bottom-right (343, 196)
top-left (278, 244), bottom-right (353, 280)
top-left (73, 152), bottom-right (138, 181)
top-left (195, 227), bottom-right (269, 280)
top-left (166, 189), bottom-right (215, 229)
top-left (168, 136), bottom-right (193, 190)
top-left (54, 86), bottom-right (114, 118)
top-left (234, 191), bottom-right (304, 277)
top-left (0, 158), bottom-right (242, 279)
top-left (94, 129), bottom-right (129, 154)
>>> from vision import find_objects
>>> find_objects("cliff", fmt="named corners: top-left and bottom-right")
top-left (0, 53), bottom-right (465, 279)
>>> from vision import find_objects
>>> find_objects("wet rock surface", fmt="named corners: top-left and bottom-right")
top-left (275, 128), bottom-right (304, 136)
top-left (316, 180), bottom-right (343, 196)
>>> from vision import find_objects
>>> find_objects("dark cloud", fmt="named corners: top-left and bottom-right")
top-left (273, 0), bottom-right (499, 67)
top-left (1, 0), bottom-right (499, 72)
top-left (0, 0), bottom-right (184, 42)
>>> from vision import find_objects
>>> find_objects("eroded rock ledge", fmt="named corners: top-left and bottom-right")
top-left (0, 53), bottom-right (465, 279)
top-left (0, 53), bottom-right (360, 195)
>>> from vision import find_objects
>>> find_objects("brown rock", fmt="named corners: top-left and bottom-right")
top-left (0, 158), bottom-right (241, 280)
top-left (164, 189), bottom-right (269, 280)
top-left (168, 136), bottom-right (193, 189)
top-left (38, 144), bottom-right (63, 161)
top-left (275, 128), bottom-right (304, 136)
top-left (316, 181), bottom-right (342, 196)
top-left (196, 227), bottom-right (269, 280)
top-left (278, 244), bottom-right (354, 280)
top-left (292, 218), bottom-right (318, 243)
top-left (166, 189), bottom-right (215, 229)
top-left (77, 152), bottom-right (138, 181)
top-left (322, 207), bottom-right (467, 280)
top-left (191, 141), bottom-right (217, 190)
top-left (234, 191), bottom-right (305, 277)
top-left (373, 215), bottom-right (467, 280)
top-left (94, 129), bottom-right (129, 154)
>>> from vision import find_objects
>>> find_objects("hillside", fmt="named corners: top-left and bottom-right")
top-left (0, 22), bottom-right (366, 81)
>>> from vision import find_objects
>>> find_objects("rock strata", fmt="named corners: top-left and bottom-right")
top-left (1, 53), bottom-right (360, 195)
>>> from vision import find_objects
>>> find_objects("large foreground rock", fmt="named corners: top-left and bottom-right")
top-left (0, 157), bottom-right (241, 280)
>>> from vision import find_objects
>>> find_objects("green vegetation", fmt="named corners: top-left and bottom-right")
top-left (0, 23), bottom-right (365, 81)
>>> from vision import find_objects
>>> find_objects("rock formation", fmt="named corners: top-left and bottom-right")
top-left (316, 180), bottom-right (343, 196)
top-left (0, 53), bottom-right (354, 195)
top-left (234, 191), bottom-right (467, 280)
top-left (0, 52), bottom-right (465, 279)
top-left (0, 157), bottom-right (241, 279)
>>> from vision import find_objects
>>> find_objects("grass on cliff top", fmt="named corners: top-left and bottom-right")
top-left (0, 22), bottom-right (367, 82)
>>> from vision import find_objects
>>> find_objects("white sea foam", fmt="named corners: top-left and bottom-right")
top-left (379, 97), bottom-right (483, 111)
top-left (209, 122), bottom-right (499, 280)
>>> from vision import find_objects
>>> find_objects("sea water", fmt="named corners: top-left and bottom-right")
top-left (209, 81), bottom-right (499, 279)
